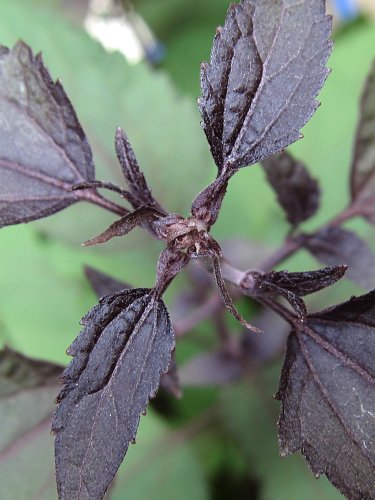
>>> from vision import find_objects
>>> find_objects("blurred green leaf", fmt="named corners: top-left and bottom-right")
top-left (0, 348), bottom-right (61, 500)
top-left (219, 365), bottom-right (343, 500)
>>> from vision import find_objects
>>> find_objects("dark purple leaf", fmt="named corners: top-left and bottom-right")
top-left (85, 269), bottom-right (182, 420)
top-left (84, 265), bottom-right (131, 298)
top-left (84, 266), bottom-right (182, 400)
top-left (350, 59), bottom-right (375, 222)
top-left (302, 226), bottom-right (375, 290)
top-left (83, 205), bottom-right (164, 246)
top-left (115, 127), bottom-right (166, 213)
top-left (52, 288), bottom-right (175, 500)
top-left (242, 265), bottom-right (346, 298)
top-left (262, 151), bottom-right (320, 226)
top-left (0, 41), bottom-right (95, 227)
top-left (199, 0), bottom-right (332, 173)
top-left (276, 291), bottom-right (375, 498)
top-left (240, 266), bottom-right (345, 319)
top-left (260, 266), bottom-right (346, 296)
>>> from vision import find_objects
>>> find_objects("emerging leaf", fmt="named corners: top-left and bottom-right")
top-left (241, 266), bottom-right (346, 318)
top-left (264, 266), bottom-right (347, 296)
top-left (262, 151), bottom-right (320, 226)
top-left (0, 41), bottom-right (95, 227)
top-left (53, 288), bottom-right (175, 500)
top-left (199, 0), bottom-right (332, 173)
top-left (82, 205), bottom-right (164, 246)
top-left (302, 226), bottom-right (375, 290)
top-left (245, 265), bottom-right (346, 297)
top-left (242, 271), bottom-right (307, 318)
top-left (276, 291), bottom-right (375, 498)
top-left (115, 127), bottom-right (166, 213)
top-left (351, 59), bottom-right (375, 222)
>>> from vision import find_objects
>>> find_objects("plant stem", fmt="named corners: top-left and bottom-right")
top-left (326, 203), bottom-right (363, 227)
top-left (256, 203), bottom-right (362, 272)
top-left (77, 189), bottom-right (129, 216)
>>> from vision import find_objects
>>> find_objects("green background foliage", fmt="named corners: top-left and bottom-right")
top-left (0, 0), bottom-right (374, 498)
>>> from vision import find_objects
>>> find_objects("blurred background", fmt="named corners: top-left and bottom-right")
top-left (0, 0), bottom-right (374, 498)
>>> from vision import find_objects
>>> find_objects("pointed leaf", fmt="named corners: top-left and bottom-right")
top-left (262, 151), bottom-right (320, 226)
top-left (83, 205), bottom-right (163, 246)
top-left (351, 59), bottom-right (375, 222)
top-left (115, 127), bottom-right (166, 213)
top-left (242, 266), bottom-right (346, 305)
top-left (0, 41), bottom-right (95, 227)
top-left (302, 226), bottom-right (375, 290)
top-left (240, 266), bottom-right (346, 319)
top-left (276, 291), bottom-right (375, 498)
top-left (52, 288), bottom-right (175, 500)
top-left (261, 266), bottom-right (347, 296)
top-left (199, 0), bottom-right (332, 172)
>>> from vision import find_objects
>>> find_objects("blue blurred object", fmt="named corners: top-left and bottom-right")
top-left (333, 0), bottom-right (359, 20)
top-left (144, 42), bottom-right (166, 65)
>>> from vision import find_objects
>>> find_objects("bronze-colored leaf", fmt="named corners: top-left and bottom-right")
top-left (115, 127), bottom-right (166, 213)
top-left (83, 205), bottom-right (164, 246)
